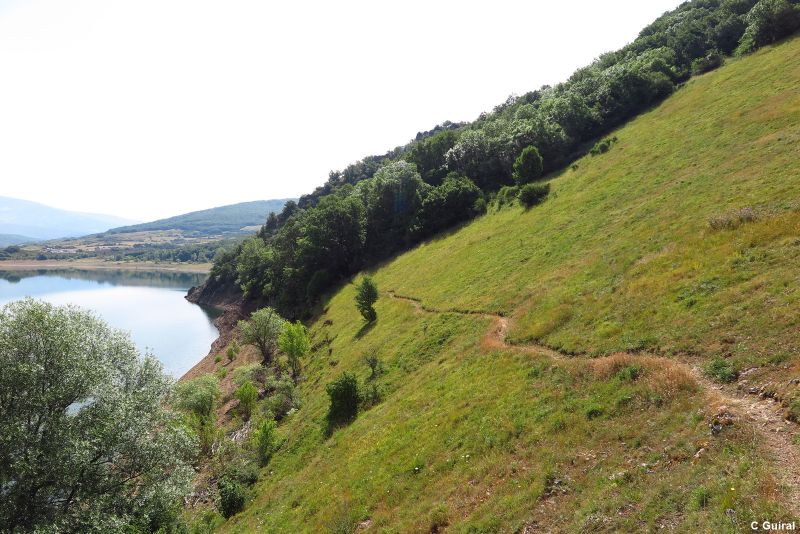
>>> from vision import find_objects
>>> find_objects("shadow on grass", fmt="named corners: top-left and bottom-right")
top-left (354, 319), bottom-right (377, 340)
top-left (323, 414), bottom-right (357, 438)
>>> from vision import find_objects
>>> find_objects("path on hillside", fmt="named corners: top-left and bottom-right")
top-left (386, 290), bottom-right (800, 516)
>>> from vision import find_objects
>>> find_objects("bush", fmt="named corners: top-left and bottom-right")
top-left (692, 486), bottom-right (712, 509)
top-left (512, 145), bottom-right (544, 185)
top-left (235, 381), bottom-right (258, 420)
top-left (265, 376), bottom-right (300, 420)
top-left (615, 364), bottom-right (643, 382)
top-left (217, 478), bottom-right (246, 518)
top-left (708, 207), bottom-right (759, 230)
top-left (252, 419), bottom-right (278, 466)
top-left (174, 375), bottom-right (221, 419)
top-left (238, 307), bottom-right (286, 367)
top-left (585, 405), bottom-right (605, 419)
top-left (233, 362), bottom-right (269, 387)
top-left (429, 505), bottom-right (450, 532)
top-left (494, 185), bottom-right (520, 208)
top-left (691, 50), bottom-right (723, 75)
top-left (705, 358), bottom-right (739, 383)
top-left (326, 372), bottom-right (361, 425)
top-left (590, 136), bottom-right (618, 156)
top-left (518, 183), bottom-right (551, 208)
top-left (355, 276), bottom-right (378, 323)
top-left (364, 350), bottom-right (383, 380)
top-left (226, 340), bottom-right (240, 363)
top-left (278, 321), bottom-right (311, 381)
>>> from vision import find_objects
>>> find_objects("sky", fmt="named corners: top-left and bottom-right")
top-left (0, 0), bottom-right (683, 222)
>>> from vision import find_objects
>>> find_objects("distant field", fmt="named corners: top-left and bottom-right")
top-left (0, 259), bottom-right (211, 273)
top-left (214, 37), bottom-right (800, 532)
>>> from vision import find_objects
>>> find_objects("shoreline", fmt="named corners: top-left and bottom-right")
top-left (0, 260), bottom-right (211, 274)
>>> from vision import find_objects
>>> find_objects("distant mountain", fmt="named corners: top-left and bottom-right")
top-left (0, 197), bottom-right (138, 240)
top-left (105, 199), bottom-right (293, 236)
top-left (0, 234), bottom-right (40, 247)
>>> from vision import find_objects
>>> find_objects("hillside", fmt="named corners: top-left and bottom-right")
top-left (105, 199), bottom-right (292, 236)
top-left (0, 196), bottom-right (137, 240)
top-left (0, 234), bottom-right (38, 247)
top-left (207, 36), bottom-right (800, 532)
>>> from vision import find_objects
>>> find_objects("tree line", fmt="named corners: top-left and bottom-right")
top-left (204, 0), bottom-right (800, 318)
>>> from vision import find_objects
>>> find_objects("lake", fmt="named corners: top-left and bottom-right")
top-left (0, 269), bottom-right (219, 377)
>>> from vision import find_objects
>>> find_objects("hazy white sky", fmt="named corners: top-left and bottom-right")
top-left (0, 0), bottom-right (682, 221)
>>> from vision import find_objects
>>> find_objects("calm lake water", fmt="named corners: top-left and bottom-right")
top-left (0, 269), bottom-right (219, 377)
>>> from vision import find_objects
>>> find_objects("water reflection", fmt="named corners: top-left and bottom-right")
top-left (0, 269), bottom-right (218, 377)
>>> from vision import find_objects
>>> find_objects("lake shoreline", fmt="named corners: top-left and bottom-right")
top-left (0, 260), bottom-right (211, 273)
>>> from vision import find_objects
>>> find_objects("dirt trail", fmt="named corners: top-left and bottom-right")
top-left (387, 290), bottom-right (800, 516)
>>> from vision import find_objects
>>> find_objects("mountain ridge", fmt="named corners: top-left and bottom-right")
top-left (0, 196), bottom-right (138, 240)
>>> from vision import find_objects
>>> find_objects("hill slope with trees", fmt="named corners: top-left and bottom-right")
top-left (188, 26), bottom-right (800, 534)
top-left (194, 0), bottom-right (800, 317)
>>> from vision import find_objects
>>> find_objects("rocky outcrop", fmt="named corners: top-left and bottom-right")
top-left (186, 276), bottom-right (243, 309)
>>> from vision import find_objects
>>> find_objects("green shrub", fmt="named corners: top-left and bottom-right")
top-left (692, 486), bottom-right (712, 509)
top-left (429, 504), bottom-right (449, 532)
top-left (226, 340), bottom-right (240, 363)
top-left (495, 185), bottom-right (520, 208)
top-left (590, 136), bottom-right (618, 156)
top-left (518, 183), bottom-right (550, 208)
top-left (235, 381), bottom-right (258, 420)
top-left (265, 377), bottom-right (299, 419)
top-left (253, 419), bottom-right (278, 467)
top-left (214, 355), bottom-right (222, 364)
top-left (326, 372), bottom-right (361, 425)
top-left (615, 364), bottom-right (643, 382)
top-left (512, 145), bottom-right (544, 185)
top-left (217, 478), bottom-right (246, 518)
top-left (364, 350), bottom-right (383, 380)
top-left (233, 362), bottom-right (269, 386)
top-left (691, 50), bottom-right (723, 75)
top-left (355, 276), bottom-right (378, 323)
top-left (705, 358), bottom-right (738, 383)
top-left (324, 500), bottom-right (358, 534)
top-left (585, 405), bottom-right (605, 419)
top-left (173, 374), bottom-right (221, 419)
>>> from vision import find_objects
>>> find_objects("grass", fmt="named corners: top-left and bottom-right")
top-left (211, 37), bottom-right (800, 532)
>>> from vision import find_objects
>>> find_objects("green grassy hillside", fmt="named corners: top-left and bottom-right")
top-left (217, 37), bottom-right (800, 532)
top-left (106, 199), bottom-right (292, 236)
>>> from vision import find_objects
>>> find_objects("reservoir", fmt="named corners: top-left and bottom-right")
top-left (0, 268), bottom-right (218, 377)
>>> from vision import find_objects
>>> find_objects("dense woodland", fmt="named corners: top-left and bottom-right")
top-left (204, 0), bottom-right (800, 317)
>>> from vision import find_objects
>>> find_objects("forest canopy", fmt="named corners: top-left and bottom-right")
top-left (203, 0), bottom-right (800, 317)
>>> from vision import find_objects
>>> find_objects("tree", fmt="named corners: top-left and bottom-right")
top-left (412, 174), bottom-right (484, 239)
top-left (252, 419), bottom-right (278, 466)
top-left (239, 307), bottom-right (286, 367)
top-left (512, 145), bottom-right (544, 185)
top-left (174, 374), bottom-right (221, 419)
top-left (0, 299), bottom-right (196, 532)
top-left (736, 0), bottom-right (800, 54)
top-left (278, 321), bottom-right (311, 381)
top-left (355, 276), bottom-right (378, 323)
top-left (173, 374), bottom-right (221, 457)
top-left (326, 372), bottom-right (361, 426)
top-left (217, 478), bottom-right (246, 518)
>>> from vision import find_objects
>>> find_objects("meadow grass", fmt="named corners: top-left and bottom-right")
top-left (215, 37), bottom-right (800, 532)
